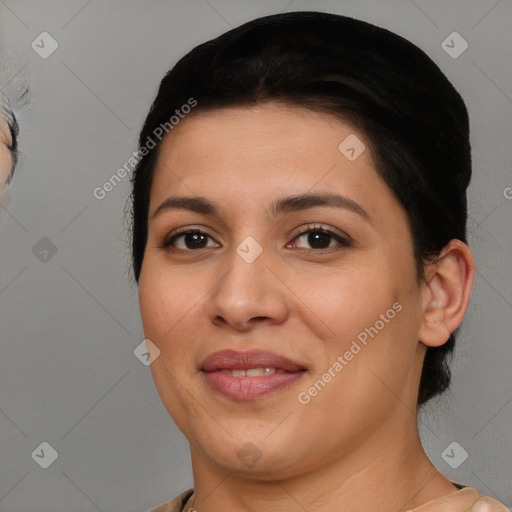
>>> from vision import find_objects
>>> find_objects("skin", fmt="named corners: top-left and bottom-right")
top-left (138, 103), bottom-right (475, 512)
top-left (0, 116), bottom-right (13, 193)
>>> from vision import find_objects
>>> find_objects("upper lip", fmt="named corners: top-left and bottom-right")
top-left (200, 349), bottom-right (306, 372)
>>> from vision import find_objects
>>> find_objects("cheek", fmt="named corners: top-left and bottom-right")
top-left (291, 254), bottom-right (419, 389)
top-left (298, 302), bottom-right (419, 434)
top-left (138, 256), bottom-right (210, 367)
top-left (138, 260), bottom-right (188, 341)
top-left (289, 259), bottom-right (401, 341)
top-left (138, 260), bottom-right (203, 415)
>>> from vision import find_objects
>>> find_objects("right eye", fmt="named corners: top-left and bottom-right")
top-left (158, 229), bottom-right (220, 252)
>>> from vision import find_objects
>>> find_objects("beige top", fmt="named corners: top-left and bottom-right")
top-left (149, 484), bottom-right (510, 512)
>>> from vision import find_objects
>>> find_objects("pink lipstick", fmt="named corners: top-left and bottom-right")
top-left (200, 349), bottom-right (307, 400)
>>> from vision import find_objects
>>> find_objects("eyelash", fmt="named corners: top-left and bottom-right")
top-left (158, 224), bottom-right (352, 253)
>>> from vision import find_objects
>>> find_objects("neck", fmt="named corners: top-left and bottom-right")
top-left (187, 410), bottom-right (457, 512)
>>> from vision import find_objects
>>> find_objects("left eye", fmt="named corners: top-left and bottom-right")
top-left (289, 226), bottom-right (351, 251)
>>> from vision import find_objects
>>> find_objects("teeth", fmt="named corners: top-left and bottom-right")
top-left (247, 367), bottom-right (276, 377)
top-left (222, 367), bottom-right (277, 377)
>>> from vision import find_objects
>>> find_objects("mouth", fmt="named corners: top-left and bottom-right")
top-left (200, 349), bottom-right (308, 400)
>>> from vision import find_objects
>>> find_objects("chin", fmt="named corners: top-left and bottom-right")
top-left (192, 426), bottom-right (311, 477)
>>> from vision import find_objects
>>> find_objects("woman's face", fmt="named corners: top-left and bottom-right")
top-left (138, 104), bottom-right (428, 478)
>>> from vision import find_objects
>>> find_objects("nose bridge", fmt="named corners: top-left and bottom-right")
top-left (216, 237), bottom-right (270, 305)
top-left (207, 235), bottom-right (288, 328)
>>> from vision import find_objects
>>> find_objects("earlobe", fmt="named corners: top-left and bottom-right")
top-left (418, 240), bottom-right (475, 348)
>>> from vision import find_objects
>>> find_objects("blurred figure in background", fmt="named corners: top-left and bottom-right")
top-left (0, 71), bottom-right (29, 197)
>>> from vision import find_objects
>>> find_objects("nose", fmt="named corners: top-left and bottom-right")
top-left (206, 244), bottom-right (289, 331)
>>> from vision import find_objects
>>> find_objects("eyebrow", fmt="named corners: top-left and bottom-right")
top-left (152, 192), bottom-right (370, 222)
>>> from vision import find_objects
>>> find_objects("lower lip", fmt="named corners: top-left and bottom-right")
top-left (202, 370), bottom-right (306, 400)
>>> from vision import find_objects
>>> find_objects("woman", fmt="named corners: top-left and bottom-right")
top-left (129, 11), bottom-right (509, 512)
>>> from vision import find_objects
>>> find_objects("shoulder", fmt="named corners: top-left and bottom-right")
top-left (409, 486), bottom-right (510, 511)
top-left (148, 489), bottom-right (194, 512)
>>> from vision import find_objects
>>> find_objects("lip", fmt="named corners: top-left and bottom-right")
top-left (200, 349), bottom-right (306, 372)
top-left (200, 349), bottom-right (307, 400)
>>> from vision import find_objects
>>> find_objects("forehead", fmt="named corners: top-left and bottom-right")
top-left (147, 103), bottom-right (408, 233)
top-left (151, 103), bottom-right (377, 189)
top-left (159, 102), bottom-right (356, 148)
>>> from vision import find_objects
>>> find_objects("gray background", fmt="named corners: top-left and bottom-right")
top-left (0, 1), bottom-right (511, 511)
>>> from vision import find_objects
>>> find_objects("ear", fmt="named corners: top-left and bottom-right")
top-left (418, 239), bottom-right (475, 348)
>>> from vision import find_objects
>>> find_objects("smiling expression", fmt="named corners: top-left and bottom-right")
top-left (138, 103), bottom-right (428, 478)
